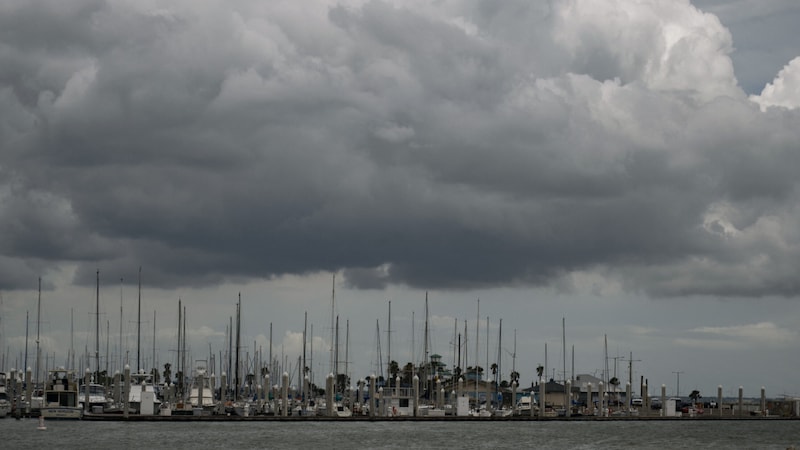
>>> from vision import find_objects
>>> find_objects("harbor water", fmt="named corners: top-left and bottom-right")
top-left (2, 418), bottom-right (799, 449)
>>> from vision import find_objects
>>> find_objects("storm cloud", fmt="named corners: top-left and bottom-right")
top-left (2, 0), bottom-right (800, 298)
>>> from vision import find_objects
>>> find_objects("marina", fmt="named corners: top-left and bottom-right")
top-left (1, 277), bottom-right (798, 424)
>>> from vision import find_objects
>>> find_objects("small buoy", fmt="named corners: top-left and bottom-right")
top-left (37, 416), bottom-right (47, 430)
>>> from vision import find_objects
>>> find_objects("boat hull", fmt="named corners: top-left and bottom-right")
top-left (41, 407), bottom-right (83, 419)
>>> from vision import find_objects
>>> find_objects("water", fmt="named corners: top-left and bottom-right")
top-left (2, 418), bottom-right (799, 449)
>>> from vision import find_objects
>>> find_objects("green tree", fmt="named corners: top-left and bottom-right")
top-left (389, 360), bottom-right (400, 385)
top-left (163, 363), bottom-right (172, 385)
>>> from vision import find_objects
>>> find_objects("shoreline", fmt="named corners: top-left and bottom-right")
top-left (72, 413), bottom-right (795, 422)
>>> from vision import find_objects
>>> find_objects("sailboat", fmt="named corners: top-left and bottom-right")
top-left (418, 293), bottom-right (445, 417)
top-left (81, 270), bottom-right (112, 414)
top-left (469, 300), bottom-right (491, 418)
top-left (492, 319), bottom-right (513, 417)
top-left (326, 275), bottom-right (352, 418)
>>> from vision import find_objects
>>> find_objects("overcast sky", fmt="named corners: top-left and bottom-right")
top-left (2, 0), bottom-right (800, 399)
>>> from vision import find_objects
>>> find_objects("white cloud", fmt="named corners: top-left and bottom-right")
top-left (373, 123), bottom-right (415, 143)
top-left (688, 322), bottom-right (797, 344)
top-left (751, 57), bottom-right (800, 111)
top-left (553, 0), bottom-right (741, 101)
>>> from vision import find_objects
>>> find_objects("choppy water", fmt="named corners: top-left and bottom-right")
top-left (2, 418), bottom-right (799, 449)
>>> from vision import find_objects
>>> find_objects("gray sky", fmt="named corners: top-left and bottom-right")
top-left (1, 0), bottom-right (800, 399)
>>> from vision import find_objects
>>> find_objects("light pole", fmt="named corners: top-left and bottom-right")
top-left (672, 371), bottom-right (684, 398)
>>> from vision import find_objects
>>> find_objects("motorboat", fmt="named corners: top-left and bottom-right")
top-left (0, 372), bottom-right (11, 418)
top-left (187, 365), bottom-right (215, 412)
top-left (79, 382), bottom-right (112, 413)
top-left (40, 368), bottom-right (82, 419)
top-left (128, 370), bottom-right (161, 415)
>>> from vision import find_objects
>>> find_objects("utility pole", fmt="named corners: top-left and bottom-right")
top-left (623, 352), bottom-right (641, 389)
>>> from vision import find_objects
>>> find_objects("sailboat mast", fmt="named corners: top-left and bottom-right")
top-left (235, 293), bottom-right (241, 397)
top-left (497, 318), bottom-right (502, 406)
top-left (452, 318), bottom-right (457, 376)
top-left (96, 269), bottom-right (100, 378)
top-left (485, 316), bottom-right (489, 389)
top-left (411, 311), bottom-right (414, 377)
top-left (345, 319), bottom-right (349, 390)
top-left (153, 310), bottom-right (156, 377)
top-left (475, 299), bottom-right (479, 382)
top-left (24, 310), bottom-right (29, 380)
top-left (463, 319), bottom-right (468, 378)
top-left (386, 301), bottom-right (391, 383)
top-left (562, 317), bottom-right (567, 410)
top-left (562, 317), bottom-right (566, 383)
top-left (475, 299), bottom-right (479, 407)
top-left (376, 320), bottom-right (382, 380)
top-left (423, 292), bottom-right (429, 397)
top-left (334, 315), bottom-right (339, 393)
top-left (70, 308), bottom-right (75, 371)
top-left (302, 311), bottom-right (307, 397)
top-left (177, 299), bottom-right (182, 387)
top-left (119, 278), bottom-right (123, 373)
top-left (604, 334), bottom-right (608, 387)
top-left (182, 306), bottom-right (186, 394)
top-left (137, 266), bottom-right (141, 373)
top-left (227, 317), bottom-right (232, 380)
top-left (35, 277), bottom-right (41, 388)
top-left (106, 320), bottom-right (110, 378)
top-left (329, 274), bottom-right (335, 376)
top-left (572, 345), bottom-right (575, 381)
top-left (512, 329), bottom-right (517, 378)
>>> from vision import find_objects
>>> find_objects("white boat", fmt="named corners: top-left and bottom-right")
top-left (418, 404), bottom-right (446, 417)
top-left (40, 369), bottom-right (82, 419)
top-left (159, 401), bottom-right (172, 416)
top-left (0, 372), bottom-right (11, 418)
top-left (492, 407), bottom-right (513, 417)
top-left (334, 402), bottom-right (352, 417)
top-left (79, 382), bottom-right (112, 413)
top-left (128, 371), bottom-right (161, 415)
top-left (514, 395), bottom-right (534, 416)
top-left (470, 406), bottom-right (492, 417)
top-left (187, 365), bottom-right (215, 411)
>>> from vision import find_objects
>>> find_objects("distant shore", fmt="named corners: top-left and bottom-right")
top-left (71, 413), bottom-right (796, 422)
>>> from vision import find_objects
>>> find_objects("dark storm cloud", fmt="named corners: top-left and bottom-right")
top-left (2, 0), bottom-right (800, 297)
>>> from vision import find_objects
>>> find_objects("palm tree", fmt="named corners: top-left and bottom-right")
top-left (389, 360), bottom-right (400, 386)
top-left (609, 377), bottom-right (621, 405)
top-left (510, 370), bottom-right (520, 384)
top-left (401, 362), bottom-right (415, 385)
top-left (163, 363), bottom-right (172, 385)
